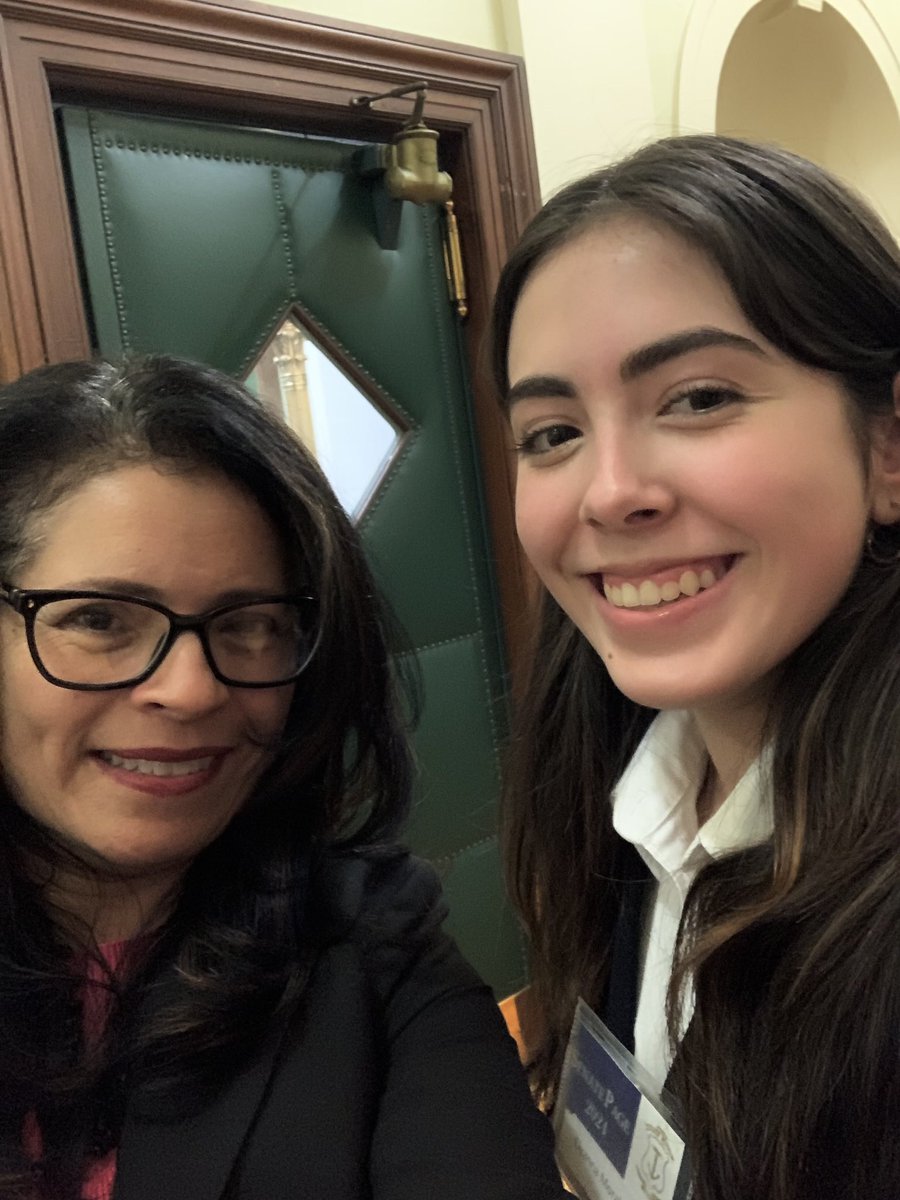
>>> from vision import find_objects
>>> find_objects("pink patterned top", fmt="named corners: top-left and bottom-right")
top-left (24, 939), bottom-right (130, 1200)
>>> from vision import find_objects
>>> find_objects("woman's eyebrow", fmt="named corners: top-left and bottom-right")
top-left (48, 579), bottom-right (280, 605)
top-left (506, 374), bottom-right (577, 410)
top-left (53, 577), bottom-right (168, 600)
top-left (620, 326), bottom-right (767, 381)
top-left (505, 327), bottom-right (766, 409)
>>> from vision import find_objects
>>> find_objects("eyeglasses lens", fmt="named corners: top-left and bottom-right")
top-left (32, 598), bottom-right (309, 686)
top-left (207, 602), bottom-right (308, 684)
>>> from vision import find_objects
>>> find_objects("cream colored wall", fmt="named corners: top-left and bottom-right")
top-left (261, 0), bottom-right (510, 50)
top-left (642, 0), bottom-right (694, 141)
top-left (513, 1), bottom-right (658, 194)
top-left (283, 0), bottom-right (900, 233)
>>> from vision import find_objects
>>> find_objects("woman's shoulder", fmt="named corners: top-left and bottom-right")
top-left (307, 846), bottom-right (478, 1009)
top-left (311, 846), bottom-right (447, 947)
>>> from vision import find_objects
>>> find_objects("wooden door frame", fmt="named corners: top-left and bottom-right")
top-left (0, 0), bottom-right (540, 666)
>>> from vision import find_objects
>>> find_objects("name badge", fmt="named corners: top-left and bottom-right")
top-left (554, 999), bottom-right (693, 1200)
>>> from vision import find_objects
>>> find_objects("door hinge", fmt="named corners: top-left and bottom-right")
top-left (442, 200), bottom-right (468, 320)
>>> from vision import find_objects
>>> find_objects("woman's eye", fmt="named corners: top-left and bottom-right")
top-left (42, 601), bottom-right (140, 638)
top-left (218, 615), bottom-right (272, 640)
top-left (664, 385), bottom-right (741, 415)
top-left (59, 605), bottom-right (119, 632)
top-left (515, 424), bottom-right (581, 456)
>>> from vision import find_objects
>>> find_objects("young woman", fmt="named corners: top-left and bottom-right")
top-left (0, 356), bottom-right (566, 1200)
top-left (492, 135), bottom-right (900, 1200)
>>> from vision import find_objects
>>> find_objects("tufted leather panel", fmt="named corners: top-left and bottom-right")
top-left (59, 105), bottom-right (524, 995)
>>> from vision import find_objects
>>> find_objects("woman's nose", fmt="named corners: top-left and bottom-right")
top-left (577, 435), bottom-right (675, 529)
top-left (130, 631), bottom-right (230, 714)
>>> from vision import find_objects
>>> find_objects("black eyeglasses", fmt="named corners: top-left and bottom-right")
top-left (0, 583), bottom-right (318, 691)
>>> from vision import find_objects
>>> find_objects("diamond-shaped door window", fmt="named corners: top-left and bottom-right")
top-left (243, 313), bottom-right (403, 521)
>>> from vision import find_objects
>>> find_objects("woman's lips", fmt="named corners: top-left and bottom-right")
top-left (92, 747), bottom-right (232, 796)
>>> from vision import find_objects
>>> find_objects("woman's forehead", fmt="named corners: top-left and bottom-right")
top-left (508, 219), bottom-right (748, 383)
top-left (17, 464), bottom-right (288, 601)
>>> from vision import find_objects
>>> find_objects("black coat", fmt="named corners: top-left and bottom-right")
top-left (113, 852), bottom-right (567, 1200)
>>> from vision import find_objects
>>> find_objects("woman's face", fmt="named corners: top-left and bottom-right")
top-left (0, 464), bottom-right (294, 893)
top-left (509, 219), bottom-right (888, 726)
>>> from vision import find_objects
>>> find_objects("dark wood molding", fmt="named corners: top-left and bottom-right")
top-left (0, 0), bottom-right (541, 667)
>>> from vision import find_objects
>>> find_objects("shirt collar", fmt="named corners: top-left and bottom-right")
top-left (698, 750), bottom-right (773, 858)
top-left (612, 710), bottom-right (773, 885)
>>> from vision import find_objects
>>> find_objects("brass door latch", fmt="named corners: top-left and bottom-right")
top-left (351, 81), bottom-right (466, 316)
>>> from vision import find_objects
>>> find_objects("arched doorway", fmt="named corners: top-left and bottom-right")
top-left (677, 1), bottom-right (900, 232)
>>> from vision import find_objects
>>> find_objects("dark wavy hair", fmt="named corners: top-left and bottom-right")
top-left (492, 136), bottom-right (900, 1200)
top-left (0, 355), bottom-right (415, 1198)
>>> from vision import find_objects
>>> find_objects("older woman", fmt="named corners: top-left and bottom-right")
top-left (0, 356), bottom-right (565, 1200)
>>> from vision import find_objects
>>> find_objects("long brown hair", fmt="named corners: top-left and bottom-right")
top-left (492, 136), bottom-right (900, 1200)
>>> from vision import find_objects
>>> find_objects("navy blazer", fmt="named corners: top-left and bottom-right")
top-left (112, 851), bottom-right (567, 1200)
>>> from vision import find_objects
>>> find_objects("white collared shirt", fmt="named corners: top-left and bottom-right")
top-left (611, 710), bottom-right (773, 1087)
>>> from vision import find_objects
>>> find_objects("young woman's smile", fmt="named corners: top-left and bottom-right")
top-left (0, 464), bottom-right (295, 898)
top-left (508, 219), bottom-right (880, 723)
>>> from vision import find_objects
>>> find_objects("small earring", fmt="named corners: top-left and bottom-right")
top-left (864, 524), bottom-right (900, 566)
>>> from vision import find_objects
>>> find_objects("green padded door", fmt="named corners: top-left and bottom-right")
top-left (59, 106), bottom-right (523, 996)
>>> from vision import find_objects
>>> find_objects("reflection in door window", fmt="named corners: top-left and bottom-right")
top-left (244, 316), bottom-right (400, 520)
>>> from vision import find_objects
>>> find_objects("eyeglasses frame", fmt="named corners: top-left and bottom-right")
top-left (0, 582), bottom-right (318, 691)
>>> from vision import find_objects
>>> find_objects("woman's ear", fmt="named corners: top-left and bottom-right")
top-left (869, 374), bottom-right (900, 524)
